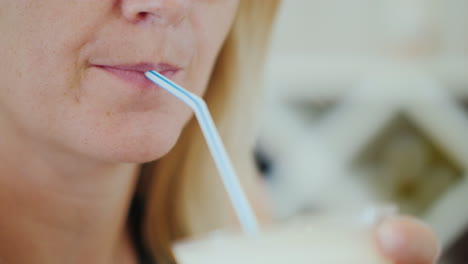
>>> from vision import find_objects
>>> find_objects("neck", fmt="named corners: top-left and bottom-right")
top-left (0, 120), bottom-right (141, 264)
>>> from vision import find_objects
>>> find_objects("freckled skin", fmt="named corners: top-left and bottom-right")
top-left (0, 0), bottom-right (239, 163)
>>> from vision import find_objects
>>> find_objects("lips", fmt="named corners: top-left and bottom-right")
top-left (93, 63), bottom-right (181, 89)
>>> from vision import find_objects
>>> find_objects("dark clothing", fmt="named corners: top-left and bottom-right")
top-left (129, 196), bottom-right (156, 264)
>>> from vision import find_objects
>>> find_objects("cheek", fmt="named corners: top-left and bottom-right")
top-left (188, 1), bottom-right (239, 96)
top-left (0, 36), bottom-right (80, 144)
top-left (0, 1), bottom-right (112, 142)
top-left (0, 0), bottom-right (111, 91)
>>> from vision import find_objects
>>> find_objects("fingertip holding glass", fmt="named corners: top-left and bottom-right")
top-left (145, 71), bottom-right (260, 235)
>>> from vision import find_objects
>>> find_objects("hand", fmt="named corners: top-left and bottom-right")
top-left (376, 216), bottom-right (440, 264)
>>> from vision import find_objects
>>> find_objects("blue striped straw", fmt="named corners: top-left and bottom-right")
top-left (145, 71), bottom-right (259, 235)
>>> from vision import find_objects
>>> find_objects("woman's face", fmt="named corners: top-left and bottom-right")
top-left (0, 0), bottom-right (239, 162)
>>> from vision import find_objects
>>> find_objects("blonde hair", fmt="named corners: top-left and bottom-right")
top-left (140, 1), bottom-right (280, 262)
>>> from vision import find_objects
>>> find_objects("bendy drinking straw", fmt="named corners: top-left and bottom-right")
top-left (145, 71), bottom-right (259, 235)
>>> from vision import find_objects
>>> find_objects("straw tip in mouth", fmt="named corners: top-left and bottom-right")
top-left (144, 71), bottom-right (154, 77)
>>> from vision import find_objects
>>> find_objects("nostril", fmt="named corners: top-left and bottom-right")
top-left (254, 148), bottom-right (274, 180)
top-left (136, 12), bottom-right (149, 20)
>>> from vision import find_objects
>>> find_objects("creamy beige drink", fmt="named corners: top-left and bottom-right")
top-left (174, 215), bottom-right (392, 264)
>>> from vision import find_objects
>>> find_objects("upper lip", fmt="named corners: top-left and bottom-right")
top-left (95, 63), bottom-right (181, 73)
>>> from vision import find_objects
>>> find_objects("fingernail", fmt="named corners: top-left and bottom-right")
top-left (377, 220), bottom-right (405, 256)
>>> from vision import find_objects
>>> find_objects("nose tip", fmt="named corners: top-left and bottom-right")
top-left (121, 0), bottom-right (189, 26)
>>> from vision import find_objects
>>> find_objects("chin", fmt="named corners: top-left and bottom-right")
top-left (110, 144), bottom-right (175, 164)
top-left (57, 107), bottom-right (191, 165)
top-left (114, 133), bottom-right (181, 164)
top-left (71, 126), bottom-right (183, 165)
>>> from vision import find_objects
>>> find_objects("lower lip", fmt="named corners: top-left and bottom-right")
top-left (95, 66), bottom-right (179, 89)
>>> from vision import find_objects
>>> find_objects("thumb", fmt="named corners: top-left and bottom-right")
top-left (375, 216), bottom-right (440, 264)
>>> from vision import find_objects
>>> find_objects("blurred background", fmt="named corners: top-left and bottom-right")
top-left (256, 1), bottom-right (468, 263)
